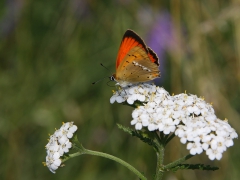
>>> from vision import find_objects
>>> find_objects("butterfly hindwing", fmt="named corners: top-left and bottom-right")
top-left (148, 47), bottom-right (159, 66)
top-left (116, 46), bottom-right (159, 83)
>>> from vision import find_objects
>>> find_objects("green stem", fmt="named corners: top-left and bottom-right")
top-left (85, 149), bottom-right (147, 180)
top-left (153, 131), bottom-right (165, 180)
top-left (164, 154), bottom-right (194, 170)
top-left (154, 145), bottom-right (165, 180)
top-left (69, 135), bottom-right (147, 179)
top-left (159, 132), bottom-right (165, 140)
top-left (165, 133), bottom-right (175, 145)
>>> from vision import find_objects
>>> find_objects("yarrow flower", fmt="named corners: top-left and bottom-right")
top-left (110, 83), bottom-right (238, 160)
top-left (44, 122), bottom-right (78, 173)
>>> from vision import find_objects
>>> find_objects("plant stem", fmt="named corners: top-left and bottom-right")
top-left (85, 149), bottom-right (147, 180)
top-left (70, 135), bottom-right (147, 179)
top-left (165, 133), bottom-right (175, 145)
top-left (153, 131), bottom-right (165, 180)
top-left (64, 151), bottom-right (147, 180)
top-left (154, 144), bottom-right (165, 180)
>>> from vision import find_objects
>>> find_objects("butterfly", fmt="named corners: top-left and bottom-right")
top-left (110, 29), bottom-right (160, 87)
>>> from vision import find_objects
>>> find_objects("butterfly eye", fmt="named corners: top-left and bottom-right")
top-left (110, 75), bottom-right (115, 81)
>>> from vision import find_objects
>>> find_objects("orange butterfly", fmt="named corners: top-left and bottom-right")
top-left (110, 30), bottom-right (160, 87)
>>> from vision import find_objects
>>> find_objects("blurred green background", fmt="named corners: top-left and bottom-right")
top-left (0, 0), bottom-right (240, 179)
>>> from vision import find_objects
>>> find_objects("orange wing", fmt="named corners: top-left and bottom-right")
top-left (116, 30), bottom-right (149, 68)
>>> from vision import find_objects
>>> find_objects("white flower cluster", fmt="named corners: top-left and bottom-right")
top-left (45, 122), bottom-right (78, 173)
top-left (110, 83), bottom-right (159, 104)
top-left (110, 83), bottom-right (238, 160)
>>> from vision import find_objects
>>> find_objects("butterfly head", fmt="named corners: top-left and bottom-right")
top-left (109, 74), bottom-right (116, 82)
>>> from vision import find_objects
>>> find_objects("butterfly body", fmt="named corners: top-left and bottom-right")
top-left (111, 30), bottom-right (160, 87)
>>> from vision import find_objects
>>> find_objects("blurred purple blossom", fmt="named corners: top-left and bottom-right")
top-left (146, 11), bottom-right (179, 84)
top-left (0, 0), bottom-right (24, 39)
top-left (71, 0), bottom-right (91, 20)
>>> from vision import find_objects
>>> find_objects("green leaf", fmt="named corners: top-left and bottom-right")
top-left (169, 164), bottom-right (219, 172)
top-left (117, 124), bottom-right (158, 149)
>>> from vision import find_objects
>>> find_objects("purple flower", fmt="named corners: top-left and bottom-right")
top-left (0, 0), bottom-right (23, 38)
top-left (146, 11), bottom-right (179, 84)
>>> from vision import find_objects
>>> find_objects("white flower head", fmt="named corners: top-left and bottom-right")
top-left (44, 122), bottom-right (78, 173)
top-left (110, 83), bottom-right (165, 105)
top-left (110, 83), bottom-right (238, 161)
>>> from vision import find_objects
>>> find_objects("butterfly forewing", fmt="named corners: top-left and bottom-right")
top-left (116, 30), bottom-right (148, 69)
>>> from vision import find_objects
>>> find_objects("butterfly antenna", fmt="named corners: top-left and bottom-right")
top-left (92, 76), bottom-right (109, 85)
top-left (100, 63), bottom-right (110, 71)
top-left (106, 80), bottom-right (115, 87)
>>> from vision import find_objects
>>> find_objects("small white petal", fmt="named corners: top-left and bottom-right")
top-left (215, 153), bottom-right (222, 160)
top-left (211, 140), bottom-right (218, 150)
top-left (225, 138), bottom-right (234, 147)
top-left (110, 96), bottom-right (116, 104)
top-left (69, 125), bottom-right (78, 133)
top-left (116, 96), bottom-right (124, 103)
top-left (67, 132), bottom-right (73, 138)
top-left (50, 164), bottom-right (58, 171)
top-left (135, 123), bottom-right (142, 130)
top-left (132, 111), bottom-right (139, 118)
top-left (53, 152), bottom-right (60, 160)
top-left (130, 119), bottom-right (137, 125)
top-left (148, 124), bottom-right (156, 131)
top-left (180, 137), bottom-right (187, 144)
top-left (53, 158), bottom-right (61, 167)
top-left (58, 135), bottom-right (68, 145)
top-left (202, 143), bottom-right (209, 150)
top-left (138, 95), bottom-right (145, 102)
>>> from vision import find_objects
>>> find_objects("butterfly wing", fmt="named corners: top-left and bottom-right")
top-left (115, 30), bottom-right (160, 86)
top-left (148, 47), bottom-right (159, 66)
